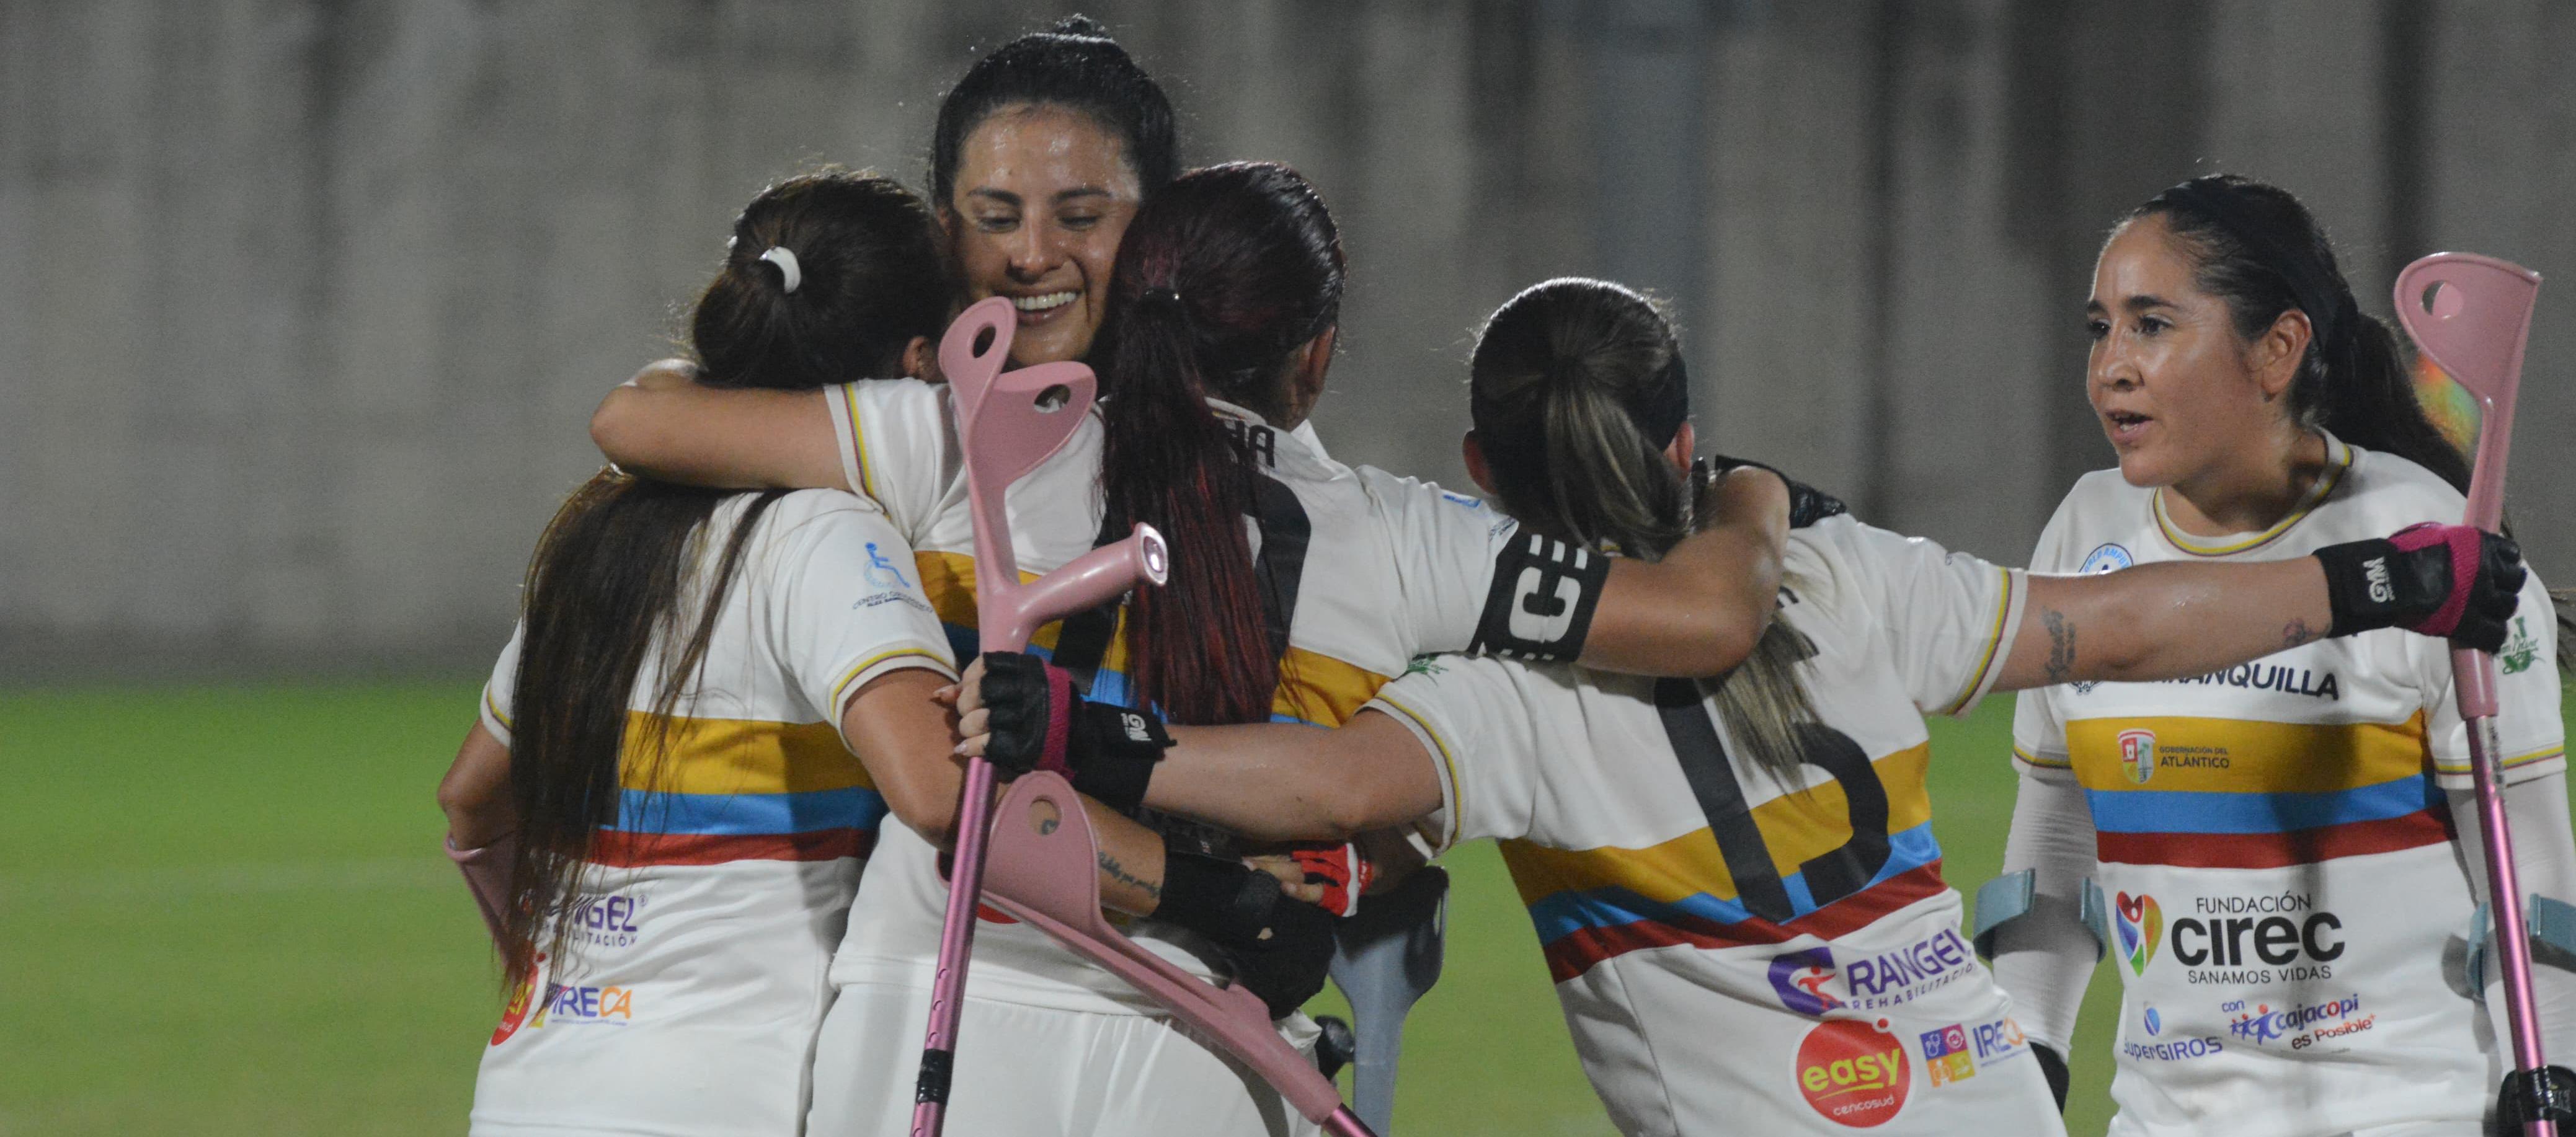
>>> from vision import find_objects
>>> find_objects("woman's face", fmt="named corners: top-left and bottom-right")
top-left (2084, 215), bottom-right (2291, 491)
top-left (945, 104), bottom-right (1143, 366)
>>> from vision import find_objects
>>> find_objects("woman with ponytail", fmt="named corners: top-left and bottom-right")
top-left (1985, 174), bottom-right (2576, 1135)
top-left (953, 276), bottom-right (2529, 1136)
top-left (435, 170), bottom-right (1222, 1137)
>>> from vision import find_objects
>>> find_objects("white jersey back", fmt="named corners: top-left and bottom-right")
top-left (470, 489), bottom-right (955, 1137)
top-left (2012, 431), bottom-right (2565, 1136)
top-left (822, 379), bottom-right (1519, 1012)
top-left (1364, 515), bottom-right (2058, 1135)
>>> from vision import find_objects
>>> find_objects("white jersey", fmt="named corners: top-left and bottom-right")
top-left (2012, 432), bottom-right (2565, 1137)
top-left (1366, 514), bottom-right (2061, 1136)
top-left (469, 490), bottom-right (955, 1137)
top-left (822, 378), bottom-right (1520, 1014)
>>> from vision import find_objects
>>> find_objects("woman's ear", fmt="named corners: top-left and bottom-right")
top-left (1664, 422), bottom-right (1697, 477)
top-left (1462, 431), bottom-right (1498, 497)
top-left (901, 335), bottom-right (938, 382)
top-left (2251, 309), bottom-right (2313, 402)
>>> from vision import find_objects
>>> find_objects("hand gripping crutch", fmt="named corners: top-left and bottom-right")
top-left (1329, 865), bottom-right (1450, 1133)
top-left (911, 296), bottom-right (1171, 1137)
top-left (2392, 253), bottom-right (2568, 1134)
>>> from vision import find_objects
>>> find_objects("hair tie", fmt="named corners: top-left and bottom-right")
top-left (2159, 178), bottom-right (2345, 348)
top-left (759, 246), bottom-right (802, 294)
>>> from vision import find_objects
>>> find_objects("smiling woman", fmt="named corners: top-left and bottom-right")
top-left (928, 16), bottom-right (1180, 366)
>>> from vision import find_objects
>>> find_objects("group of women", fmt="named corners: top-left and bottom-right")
top-left (435, 16), bottom-right (2569, 1137)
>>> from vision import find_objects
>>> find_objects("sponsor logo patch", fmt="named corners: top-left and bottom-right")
top-left (1765, 929), bottom-right (1976, 1016)
top-left (1797, 1019), bottom-right (1910, 1127)
top-left (2079, 543), bottom-right (2134, 575)
top-left (2169, 892), bottom-right (2344, 984)
top-left (2223, 993), bottom-right (2366, 1050)
top-left (2502, 616), bottom-right (2540, 675)
top-left (1921, 1024), bottom-right (1976, 1087)
top-left (2118, 728), bottom-right (2156, 785)
top-left (2116, 892), bottom-right (2162, 976)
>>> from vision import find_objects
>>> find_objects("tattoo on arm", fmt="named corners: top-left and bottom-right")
top-left (2042, 609), bottom-right (2077, 685)
top-left (1098, 849), bottom-right (1160, 903)
top-left (2281, 618), bottom-right (2316, 650)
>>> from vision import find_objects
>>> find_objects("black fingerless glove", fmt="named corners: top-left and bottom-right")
top-left (1707, 454), bottom-right (1849, 528)
top-left (2313, 525), bottom-right (2523, 652)
top-left (1157, 849), bottom-right (1336, 1019)
top-left (978, 651), bottom-right (1171, 811)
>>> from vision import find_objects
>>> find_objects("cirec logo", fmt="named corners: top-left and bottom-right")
top-left (2118, 728), bottom-right (2157, 785)
top-left (1796, 1018), bottom-right (1910, 1127)
top-left (2116, 892), bottom-right (2163, 976)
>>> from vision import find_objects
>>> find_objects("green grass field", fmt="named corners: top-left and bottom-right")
top-left (1, 682), bottom-right (2557, 1135)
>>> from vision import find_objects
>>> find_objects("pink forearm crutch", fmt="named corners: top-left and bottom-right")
top-left (2394, 252), bottom-right (2565, 1134)
top-left (978, 773), bottom-right (1378, 1136)
top-left (911, 297), bottom-right (1170, 1137)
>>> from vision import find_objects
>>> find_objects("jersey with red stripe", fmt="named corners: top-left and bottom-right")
top-left (2012, 432), bottom-right (2564, 1137)
top-left (1366, 515), bottom-right (2057, 1135)
top-left (471, 489), bottom-right (956, 1137)
top-left (819, 378), bottom-right (1521, 1015)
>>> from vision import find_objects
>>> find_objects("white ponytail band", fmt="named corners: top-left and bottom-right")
top-left (759, 246), bottom-right (802, 294)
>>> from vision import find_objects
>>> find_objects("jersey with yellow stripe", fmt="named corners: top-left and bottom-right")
top-left (471, 489), bottom-right (956, 1137)
top-left (1365, 515), bottom-right (2056, 1136)
top-left (820, 378), bottom-right (1519, 1014)
top-left (2011, 432), bottom-right (2564, 1137)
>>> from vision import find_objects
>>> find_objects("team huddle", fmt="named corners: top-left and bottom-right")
top-left (432, 17), bottom-right (2573, 1137)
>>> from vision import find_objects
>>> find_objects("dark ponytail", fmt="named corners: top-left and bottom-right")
top-left (1095, 162), bottom-right (1344, 725)
top-left (499, 171), bottom-right (947, 987)
top-left (1468, 278), bottom-right (1823, 787)
top-left (2140, 175), bottom-right (2572, 679)
top-left (2136, 175), bottom-right (2471, 493)
top-left (930, 16), bottom-right (1178, 211)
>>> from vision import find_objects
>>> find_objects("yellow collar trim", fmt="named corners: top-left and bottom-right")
top-left (2152, 433), bottom-right (2354, 557)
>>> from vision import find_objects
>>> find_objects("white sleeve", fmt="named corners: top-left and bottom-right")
top-left (1361, 657), bottom-right (1543, 853)
top-left (1988, 763), bottom-right (2100, 1052)
top-left (820, 380), bottom-right (959, 543)
top-left (1363, 469), bottom-right (1521, 658)
top-left (2424, 569), bottom-right (2565, 790)
top-left (479, 622), bottom-right (524, 748)
top-left (1834, 521), bottom-right (2028, 717)
top-left (2451, 772), bottom-right (2576, 1061)
top-left (770, 502), bottom-right (959, 744)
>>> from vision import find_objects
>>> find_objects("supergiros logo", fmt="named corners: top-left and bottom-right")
top-left (1796, 1019), bottom-right (1910, 1128)
top-left (2116, 892), bottom-right (2162, 976)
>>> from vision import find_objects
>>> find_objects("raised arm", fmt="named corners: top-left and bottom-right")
top-left (1995, 524), bottom-right (2523, 691)
top-left (589, 362), bottom-right (845, 490)
top-left (1576, 466), bottom-right (1788, 676)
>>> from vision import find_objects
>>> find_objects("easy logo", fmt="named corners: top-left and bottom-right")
top-left (2116, 892), bottom-right (2162, 976)
top-left (1797, 1019), bottom-right (1910, 1127)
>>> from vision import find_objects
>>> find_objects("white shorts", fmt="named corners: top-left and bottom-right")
top-left (807, 980), bottom-right (1323, 1137)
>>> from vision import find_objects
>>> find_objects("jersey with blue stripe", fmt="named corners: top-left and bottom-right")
top-left (820, 378), bottom-right (1520, 1014)
top-left (2012, 431), bottom-right (2565, 1137)
top-left (471, 489), bottom-right (956, 1137)
top-left (1366, 515), bottom-right (2057, 1135)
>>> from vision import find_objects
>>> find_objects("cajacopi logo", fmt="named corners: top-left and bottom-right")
top-left (1797, 1019), bottom-right (1910, 1127)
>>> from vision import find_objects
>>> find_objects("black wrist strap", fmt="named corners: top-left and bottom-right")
top-left (2314, 537), bottom-right (2443, 636)
top-left (1156, 847), bottom-right (1278, 950)
top-left (1066, 702), bottom-right (1168, 813)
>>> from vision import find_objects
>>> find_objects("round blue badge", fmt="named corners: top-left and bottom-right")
top-left (2143, 1007), bottom-right (2162, 1036)
top-left (2079, 542), bottom-right (2134, 575)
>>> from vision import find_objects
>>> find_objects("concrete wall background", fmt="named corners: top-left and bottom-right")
top-left (4, 1), bottom-right (2572, 676)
